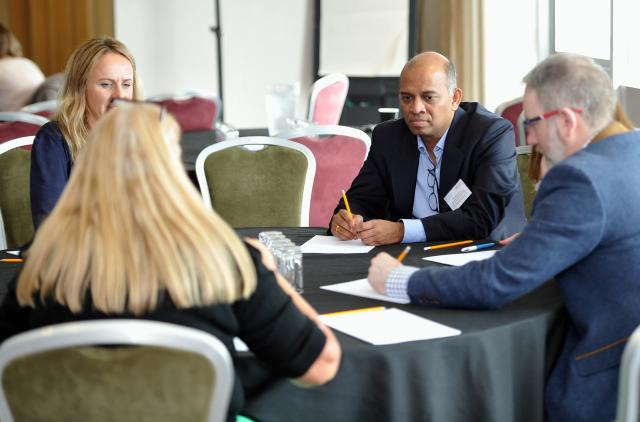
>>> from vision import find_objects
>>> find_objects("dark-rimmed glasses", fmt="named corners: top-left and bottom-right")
top-left (522, 107), bottom-right (583, 133)
top-left (110, 98), bottom-right (167, 121)
top-left (427, 167), bottom-right (439, 212)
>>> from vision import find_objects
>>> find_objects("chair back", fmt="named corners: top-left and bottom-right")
top-left (20, 100), bottom-right (58, 118)
top-left (279, 125), bottom-right (370, 227)
top-left (0, 320), bottom-right (234, 422)
top-left (495, 97), bottom-right (526, 146)
top-left (615, 324), bottom-right (640, 422)
top-left (307, 73), bottom-right (349, 125)
top-left (148, 90), bottom-right (221, 132)
top-left (0, 136), bottom-right (35, 250)
top-left (516, 145), bottom-right (536, 219)
top-left (196, 137), bottom-right (316, 227)
top-left (0, 113), bottom-right (48, 144)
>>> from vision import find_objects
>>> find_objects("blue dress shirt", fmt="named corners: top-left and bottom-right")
top-left (401, 131), bottom-right (448, 243)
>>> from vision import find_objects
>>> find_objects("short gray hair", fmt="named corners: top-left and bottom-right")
top-left (523, 53), bottom-right (615, 134)
top-left (444, 60), bottom-right (457, 96)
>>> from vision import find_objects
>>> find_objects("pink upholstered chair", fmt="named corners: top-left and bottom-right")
top-left (0, 112), bottom-right (48, 145)
top-left (279, 125), bottom-right (370, 227)
top-left (148, 90), bottom-right (220, 132)
top-left (495, 97), bottom-right (526, 146)
top-left (307, 74), bottom-right (349, 125)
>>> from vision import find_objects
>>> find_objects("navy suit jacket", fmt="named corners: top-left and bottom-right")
top-left (333, 102), bottom-right (525, 241)
top-left (405, 130), bottom-right (640, 421)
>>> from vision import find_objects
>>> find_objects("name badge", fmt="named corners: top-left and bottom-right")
top-left (444, 179), bottom-right (471, 210)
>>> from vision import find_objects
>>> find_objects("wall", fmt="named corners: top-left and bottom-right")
top-left (4, 0), bottom-right (113, 76)
top-left (482, 0), bottom-right (541, 112)
top-left (114, 0), bottom-right (314, 129)
top-left (114, 0), bottom-right (218, 105)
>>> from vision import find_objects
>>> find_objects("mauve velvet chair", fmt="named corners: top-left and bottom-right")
top-left (279, 125), bottom-right (370, 227)
top-left (307, 73), bottom-right (349, 126)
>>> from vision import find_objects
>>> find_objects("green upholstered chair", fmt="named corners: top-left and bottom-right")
top-left (0, 320), bottom-right (234, 422)
top-left (0, 136), bottom-right (36, 250)
top-left (516, 145), bottom-right (536, 219)
top-left (278, 125), bottom-right (370, 227)
top-left (195, 137), bottom-right (316, 227)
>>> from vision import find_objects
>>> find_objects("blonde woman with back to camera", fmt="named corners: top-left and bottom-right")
top-left (0, 104), bottom-right (341, 420)
top-left (30, 37), bottom-right (142, 229)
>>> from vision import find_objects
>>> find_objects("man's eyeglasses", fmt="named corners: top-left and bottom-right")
top-left (522, 107), bottom-right (583, 132)
top-left (427, 167), bottom-right (439, 213)
top-left (110, 99), bottom-right (167, 121)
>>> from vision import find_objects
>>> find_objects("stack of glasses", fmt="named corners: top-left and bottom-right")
top-left (258, 231), bottom-right (304, 293)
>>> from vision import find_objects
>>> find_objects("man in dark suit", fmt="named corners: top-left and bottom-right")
top-left (330, 51), bottom-right (524, 245)
top-left (368, 53), bottom-right (640, 422)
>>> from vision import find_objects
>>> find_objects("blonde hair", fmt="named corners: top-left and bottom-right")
top-left (18, 104), bottom-right (257, 315)
top-left (55, 37), bottom-right (142, 160)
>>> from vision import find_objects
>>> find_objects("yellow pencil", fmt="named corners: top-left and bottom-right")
top-left (423, 240), bottom-right (473, 251)
top-left (1, 258), bottom-right (23, 263)
top-left (396, 246), bottom-right (411, 262)
top-left (322, 306), bottom-right (385, 317)
top-left (341, 189), bottom-right (353, 219)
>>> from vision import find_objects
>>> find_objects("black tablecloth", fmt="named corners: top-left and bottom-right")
top-left (235, 227), bottom-right (567, 422)
top-left (0, 228), bottom-right (567, 422)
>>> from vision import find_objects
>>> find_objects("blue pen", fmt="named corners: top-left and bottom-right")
top-left (460, 242), bottom-right (495, 252)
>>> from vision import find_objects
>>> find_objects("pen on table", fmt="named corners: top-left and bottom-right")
top-left (396, 246), bottom-right (411, 262)
top-left (341, 189), bottom-right (353, 219)
top-left (461, 242), bottom-right (496, 253)
top-left (424, 240), bottom-right (473, 251)
top-left (1, 258), bottom-right (23, 263)
top-left (322, 306), bottom-right (385, 317)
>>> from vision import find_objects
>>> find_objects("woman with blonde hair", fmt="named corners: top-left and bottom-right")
top-left (30, 37), bottom-right (142, 228)
top-left (1, 104), bottom-right (341, 419)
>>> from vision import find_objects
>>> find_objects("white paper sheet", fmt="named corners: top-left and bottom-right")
top-left (423, 250), bottom-right (496, 266)
top-left (7, 250), bottom-right (20, 256)
top-left (319, 308), bottom-right (461, 345)
top-left (320, 278), bottom-right (410, 304)
top-left (300, 235), bottom-right (374, 254)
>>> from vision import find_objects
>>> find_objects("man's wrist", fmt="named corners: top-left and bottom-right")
top-left (386, 266), bottom-right (419, 301)
top-left (400, 219), bottom-right (427, 243)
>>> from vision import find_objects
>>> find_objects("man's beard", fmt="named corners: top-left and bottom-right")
top-left (543, 123), bottom-right (565, 169)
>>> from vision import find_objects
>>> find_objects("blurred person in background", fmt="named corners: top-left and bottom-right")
top-left (0, 23), bottom-right (45, 112)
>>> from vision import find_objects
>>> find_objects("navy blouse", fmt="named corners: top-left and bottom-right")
top-left (30, 121), bottom-right (72, 229)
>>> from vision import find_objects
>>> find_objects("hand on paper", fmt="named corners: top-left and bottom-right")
top-left (358, 220), bottom-right (404, 246)
top-left (368, 252), bottom-right (402, 294)
top-left (331, 209), bottom-right (362, 240)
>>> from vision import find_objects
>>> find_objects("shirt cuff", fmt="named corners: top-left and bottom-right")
top-left (385, 266), bottom-right (420, 302)
top-left (400, 219), bottom-right (427, 243)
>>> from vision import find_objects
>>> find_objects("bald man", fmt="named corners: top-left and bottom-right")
top-left (330, 52), bottom-right (525, 245)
